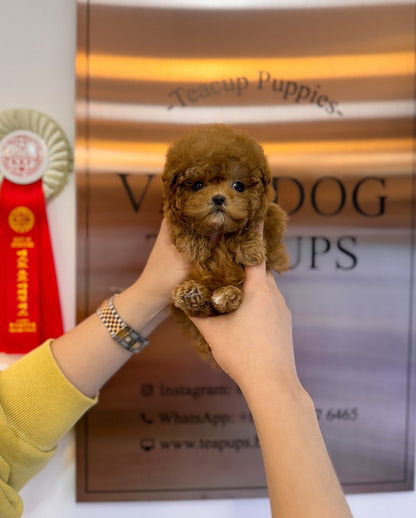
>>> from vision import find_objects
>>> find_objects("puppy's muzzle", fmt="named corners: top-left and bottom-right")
top-left (212, 194), bottom-right (226, 206)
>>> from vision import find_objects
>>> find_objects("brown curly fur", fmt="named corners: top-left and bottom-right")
top-left (162, 124), bottom-right (289, 366)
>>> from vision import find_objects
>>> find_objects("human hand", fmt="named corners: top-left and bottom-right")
top-left (133, 218), bottom-right (190, 314)
top-left (190, 262), bottom-right (300, 398)
top-left (115, 219), bottom-right (190, 332)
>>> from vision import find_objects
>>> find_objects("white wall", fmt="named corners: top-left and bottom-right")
top-left (0, 1), bottom-right (414, 517)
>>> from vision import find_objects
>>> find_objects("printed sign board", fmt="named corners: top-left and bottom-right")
top-left (76, 0), bottom-right (415, 501)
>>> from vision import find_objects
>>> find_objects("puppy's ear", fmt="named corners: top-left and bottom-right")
top-left (162, 168), bottom-right (180, 189)
top-left (257, 166), bottom-right (271, 186)
top-left (170, 173), bottom-right (178, 188)
top-left (258, 167), bottom-right (275, 201)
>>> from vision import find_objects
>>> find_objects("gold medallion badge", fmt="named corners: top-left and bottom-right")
top-left (8, 206), bottom-right (35, 233)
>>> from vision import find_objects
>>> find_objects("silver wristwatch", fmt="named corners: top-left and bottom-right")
top-left (97, 296), bottom-right (149, 353)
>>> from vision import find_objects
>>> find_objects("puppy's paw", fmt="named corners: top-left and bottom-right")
top-left (172, 280), bottom-right (212, 316)
top-left (211, 286), bottom-right (243, 314)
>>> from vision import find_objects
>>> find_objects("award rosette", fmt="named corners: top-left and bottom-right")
top-left (0, 109), bottom-right (72, 354)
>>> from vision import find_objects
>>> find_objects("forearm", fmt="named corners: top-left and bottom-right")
top-left (51, 218), bottom-right (188, 399)
top-left (243, 382), bottom-right (353, 518)
top-left (190, 261), bottom-right (350, 516)
top-left (51, 278), bottom-right (168, 398)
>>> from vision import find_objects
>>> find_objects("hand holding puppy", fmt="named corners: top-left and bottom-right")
top-left (190, 261), bottom-right (299, 396)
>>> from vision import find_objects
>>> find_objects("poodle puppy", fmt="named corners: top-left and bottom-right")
top-left (162, 124), bottom-right (289, 364)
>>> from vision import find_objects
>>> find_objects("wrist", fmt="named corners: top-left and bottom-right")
top-left (114, 280), bottom-right (169, 336)
top-left (241, 375), bottom-right (312, 415)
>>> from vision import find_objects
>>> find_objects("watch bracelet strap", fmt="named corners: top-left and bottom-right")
top-left (97, 295), bottom-right (149, 353)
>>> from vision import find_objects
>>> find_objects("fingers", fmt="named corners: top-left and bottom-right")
top-left (243, 220), bottom-right (267, 288)
top-left (244, 261), bottom-right (267, 291)
top-left (157, 218), bottom-right (173, 245)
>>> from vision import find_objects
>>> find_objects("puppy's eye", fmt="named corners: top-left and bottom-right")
top-left (232, 181), bottom-right (245, 193)
top-left (191, 181), bottom-right (204, 192)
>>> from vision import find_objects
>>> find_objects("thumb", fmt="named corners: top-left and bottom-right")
top-left (243, 261), bottom-right (267, 292)
top-left (243, 220), bottom-right (267, 290)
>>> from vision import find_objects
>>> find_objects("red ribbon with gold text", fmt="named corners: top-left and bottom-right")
top-left (0, 178), bottom-right (63, 353)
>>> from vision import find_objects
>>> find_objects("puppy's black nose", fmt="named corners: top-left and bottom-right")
top-left (212, 194), bottom-right (226, 206)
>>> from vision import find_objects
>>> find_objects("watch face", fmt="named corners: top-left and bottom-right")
top-left (115, 326), bottom-right (148, 352)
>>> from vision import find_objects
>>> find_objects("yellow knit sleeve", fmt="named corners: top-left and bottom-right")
top-left (0, 453), bottom-right (23, 518)
top-left (0, 340), bottom-right (97, 494)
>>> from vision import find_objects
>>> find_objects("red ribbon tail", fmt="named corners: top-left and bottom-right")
top-left (0, 179), bottom-right (63, 354)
